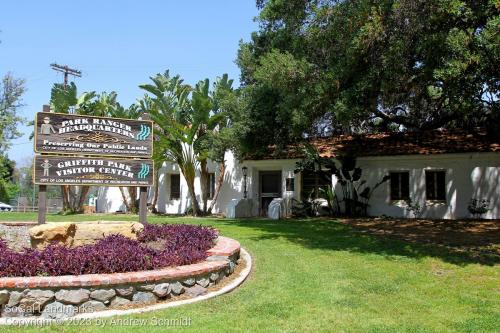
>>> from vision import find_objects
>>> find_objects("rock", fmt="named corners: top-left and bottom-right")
top-left (55, 289), bottom-right (90, 305)
top-left (225, 261), bottom-right (236, 275)
top-left (7, 291), bottom-right (25, 307)
top-left (152, 283), bottom-right (170, 298)
top-left (138, 284), bottom-right (155, 291)
top-left (29, 222), bottom-right (144, 249)
top-left (19, 289), bottom-right (55, 310)
top-left (115, 286), bottom-right (135, 298)
top-left (170, 282), bottom-right (185, 296)
top-left (209, 272), bottom-right (220, 282)
top-left (182, 278), bottom-right (196, 287)
top-left (185, 285), bottom-right (207, 297)
top-left (1, 306), bottom-right (29, 318)
top-left (196, 276), bottom-right (210, 288)
top-left (90, 289), bottom-right (116, 303)
top-left (110, 297), bottom-right (131, 307)
top-left (0, 290), bottom-right (9, 305)
top-left (30, 223), bottom-right (77, 249)
top-left (72, 222), bottom-right (144, 247)
top-left (79, 300), bottom-right (106, 313)
top-left (132, 292), bottom-right (157, 304)
top-left (41, 301), bottom-right (75, 319)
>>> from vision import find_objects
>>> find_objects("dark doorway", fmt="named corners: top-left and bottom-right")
top-left (259, 171), bottom-right (282, 216)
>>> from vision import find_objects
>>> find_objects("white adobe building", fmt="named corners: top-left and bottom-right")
top-left (97, 130), bottom-right (500, 219)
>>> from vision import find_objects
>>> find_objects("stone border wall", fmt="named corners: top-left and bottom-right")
top-left (0, 236), bottom-right (240, 319)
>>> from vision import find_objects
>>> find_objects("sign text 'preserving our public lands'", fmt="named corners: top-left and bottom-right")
top-left (34, 112), bottom-right (153, 157)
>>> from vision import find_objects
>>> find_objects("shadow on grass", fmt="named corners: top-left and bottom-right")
top-left (216, 218), bottom-right (498, 266)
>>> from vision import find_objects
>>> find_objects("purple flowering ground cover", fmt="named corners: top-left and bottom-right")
top-left (0, 224), bottom-right (218, 277)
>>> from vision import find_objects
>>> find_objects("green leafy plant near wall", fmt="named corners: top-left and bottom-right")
top-left (468, 198), bottom-right (490, 219)
top-left (295, 145), bottom-right (389, 217)
top-left (405, 198), bottom-right (425, 218)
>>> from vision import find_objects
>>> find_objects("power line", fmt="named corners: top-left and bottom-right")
top-left (50, 63), bottom-right (82, 87)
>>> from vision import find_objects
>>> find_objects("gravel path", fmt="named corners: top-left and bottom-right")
top-left (0, 224), bottom-right (31, 251)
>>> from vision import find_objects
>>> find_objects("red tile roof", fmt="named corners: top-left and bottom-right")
top-left (245, 130), bottom-right (500, 160)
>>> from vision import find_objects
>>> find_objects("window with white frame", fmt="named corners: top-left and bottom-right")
top-left (425, 170), bottom-right (446, 201)
top-left (390, 171), bottom-right (410, 200)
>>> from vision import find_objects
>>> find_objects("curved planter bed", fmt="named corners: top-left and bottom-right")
top-left (0, 236), bottom-right (242, 321)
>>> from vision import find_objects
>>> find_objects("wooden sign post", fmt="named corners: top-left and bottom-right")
top-left (33, 111), bottom-right (154, 224)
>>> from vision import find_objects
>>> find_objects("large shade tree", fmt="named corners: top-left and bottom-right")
top-left (0, 73), bottom-right (25, 152)
top-left (235, 0), bottom-right (499, 156)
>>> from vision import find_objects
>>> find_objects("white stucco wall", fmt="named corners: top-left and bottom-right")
top-left (352, 152), bottom-right (500, 219)
top-left (240, 158), bottom-right (301, 216)
top-left (97, 151), bottom-right (499, 219)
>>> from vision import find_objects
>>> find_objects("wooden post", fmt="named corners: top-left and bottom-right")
top-left (38, 185), bottom-right (47, 224)
top-left (37, 104), bottom-right (51, 224)
top-left (139, 186), bottom-right (148, 224)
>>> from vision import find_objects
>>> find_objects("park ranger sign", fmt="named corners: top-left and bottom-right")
top-left (34, 155), bottom-right (154, 186)
top-left (34, 112), bottom-right (153, 157)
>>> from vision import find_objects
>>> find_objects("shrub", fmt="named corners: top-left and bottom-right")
top-left (467, 198), bottom-right (490, 219)
top-left (0, 224), bottom-right (218, 278)
top-left (405, 198), bottom-right (424, 218)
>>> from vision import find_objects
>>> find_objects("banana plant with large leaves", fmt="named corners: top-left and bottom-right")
top-left (206, 74), bottom-right (236, 214)
top-left (140, 71), bottom-right (203, 216)
top-left (191, 75), bottom-right (235, 214)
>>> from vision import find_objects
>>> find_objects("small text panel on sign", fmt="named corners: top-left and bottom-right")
top-left (34, 112), bottom-right (153, 158)
top-left (34, 155), bottom-right (154, 187)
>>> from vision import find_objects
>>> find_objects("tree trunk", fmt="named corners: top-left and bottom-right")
top-left (127, 187), bottom-right (138, 213)
top-left (150, 172), bottom-right (160, 213)
top-left (200, 159), bottom-right (209, 214)
top-left (61, 185), bottom-right (70, 212)
top-left (119, 187), bottom-right (131, 212)
top-left (208, 161), bottom-right (225, 214)
top-left (75, 186), bottom-right (90, 213)
top-left (186, 182), bottom-right (201, 216)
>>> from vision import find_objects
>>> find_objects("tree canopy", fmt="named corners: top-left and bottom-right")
top-left (0, 73), bottom-right (25, 152)
top-left (235, 0), bottom-right (499, 156)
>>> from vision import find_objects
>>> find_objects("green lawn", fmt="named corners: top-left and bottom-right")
top-left (1, 213), bottom-right (499, 332)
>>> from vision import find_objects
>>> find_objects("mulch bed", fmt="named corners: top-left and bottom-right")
top-left (338, 218), bottom-right (500, 263)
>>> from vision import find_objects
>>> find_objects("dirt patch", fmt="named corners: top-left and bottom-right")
top-left (0, 224), bottom-right (31, 251)
top-left (338, 218), bottom-right (500, 263)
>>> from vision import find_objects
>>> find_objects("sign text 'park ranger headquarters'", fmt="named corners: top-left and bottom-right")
top-left (34, 156), bottom-right (154, 186)
top-left (34, 112), bottom-right (153, 157)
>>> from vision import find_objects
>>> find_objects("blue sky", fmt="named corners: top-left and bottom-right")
top-left (1, 0), bottom-right (259, 165)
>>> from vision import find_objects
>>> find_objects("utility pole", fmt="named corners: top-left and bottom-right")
top-left (50, 63), bottom-right (81, 87)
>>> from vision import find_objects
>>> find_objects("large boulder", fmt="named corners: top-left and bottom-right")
top-left (30, 222), bottom-right (144, 249)
top-left (29, 223), bottom-right (76, 249)
top-left (71, 222), bottom-right (144, 247)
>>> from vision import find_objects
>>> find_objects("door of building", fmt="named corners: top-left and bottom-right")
top-left (259, 171), bottom-right (282, 216)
